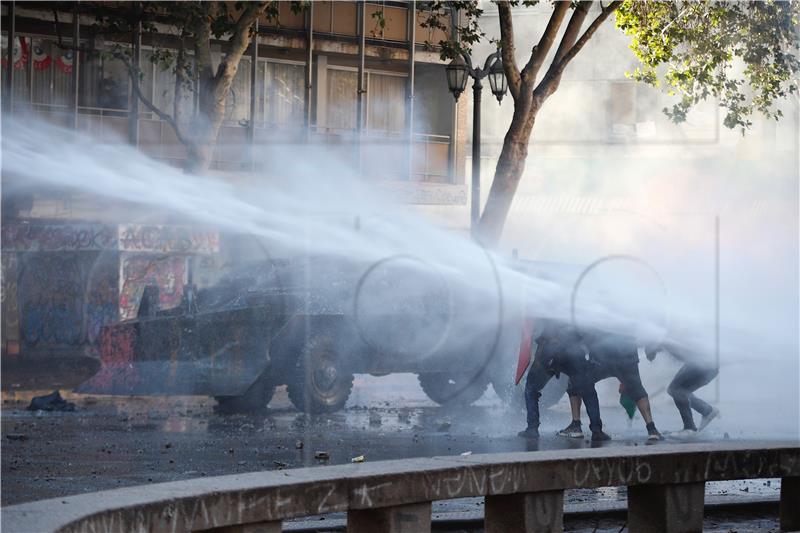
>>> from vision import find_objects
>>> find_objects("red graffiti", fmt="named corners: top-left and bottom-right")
top-left (118, 225), bottom-right (219, 254)
top-left (82, 324), bottom-right (140, 393)
top-left (119, 256), bottom-right (186, 320)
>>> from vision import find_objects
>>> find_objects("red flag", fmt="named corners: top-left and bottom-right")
top-left (515, 318), bottom-right (535, 385)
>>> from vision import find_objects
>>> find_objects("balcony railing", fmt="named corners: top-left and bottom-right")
top-left (16, 104), bottom-right (453, 183)
top-left (3, 442), bottom-right (798, 532)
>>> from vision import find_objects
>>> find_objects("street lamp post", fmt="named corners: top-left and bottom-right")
top-left (446, 50), bottom-right (507, 234)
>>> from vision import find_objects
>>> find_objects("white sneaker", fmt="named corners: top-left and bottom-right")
top-left (672, 428), bottom-right (699, 440)
top-left (699, 408), bottom-right (720, 431)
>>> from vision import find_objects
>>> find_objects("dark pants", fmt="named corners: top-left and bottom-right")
top-left (668, 364), bottom-right (718, 430)
top-left (572, 359), bottom-right (648, 433)
top-left (524, 360), bottom-right (581, 429)
top-left (525, 359), bottom-right (584, 429)
top-left (524, 360), bottom-right (553, 429)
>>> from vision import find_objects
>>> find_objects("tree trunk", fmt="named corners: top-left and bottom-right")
top-left (183, 2), bottom-right (264, 174)
top-left (475, 99), bottom-right (538, 247)
top-left (184, 81), bottom-right (228, 173)
top-left (475, 1), bottom-right (619, 248)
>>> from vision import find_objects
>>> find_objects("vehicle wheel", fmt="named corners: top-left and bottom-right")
top-left (287, 332), bottom-right (354, 413)
top-left (418, 372), bottom-right (489, 406)
top-left (490, 372), bottom-right (568, 409)
top-left (215, 375), bottom-right (276, 414)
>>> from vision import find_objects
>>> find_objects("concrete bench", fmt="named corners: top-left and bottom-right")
top-left (3, 442), bottom-right (798, 533)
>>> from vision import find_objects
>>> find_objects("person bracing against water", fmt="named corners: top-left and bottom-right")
top-left (518, 322), bottom-right (611, 442)
top-left (576, 330), bottom-right (664, 441)
top-left (645, 342), bottom-right (720, 438)
top-left (517, 343), bottom-right (586, 439)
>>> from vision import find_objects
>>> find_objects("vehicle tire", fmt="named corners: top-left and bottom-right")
top-left (287, 332), bottom-right (354, 413)
top-left (491, 372), bottom-right (568, 409)
top-left (215, 374), bottom-right (276, 414)
top-left (418, 372), bottom-right (489, 406)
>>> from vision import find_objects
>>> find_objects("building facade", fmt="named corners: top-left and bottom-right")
top-left (2, 1), bottom-right (470, 364)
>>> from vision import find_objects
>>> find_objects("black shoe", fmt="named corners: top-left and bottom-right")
top-left (557, 420), bottom-right (584, 438)
top-left (517, 427), bottom-right (540, 439)
top-left (646, 422), bottom-right (664, 441)
top-left (591, 430), bottom-right (612, 442)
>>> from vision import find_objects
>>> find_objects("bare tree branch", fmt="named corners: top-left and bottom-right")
top-left (216, 2), bottom-right (268, 83)
top-left (521, 1), bottom-right (570, 84)
top-left (194, 3), bottom-right (214, 86)
top-left (116, 52), bottom-right (191, 148)
top-left (534, 1), bottom-right (622, 100)
top-left (497, 1), bottom-right (522, 101)
top-left (552, 1), bottom-right (591, 64)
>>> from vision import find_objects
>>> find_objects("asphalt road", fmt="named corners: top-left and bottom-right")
top-left (1, 373), bottom-right (787, 531)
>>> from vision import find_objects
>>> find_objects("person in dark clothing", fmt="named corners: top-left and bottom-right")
top-left (573, 330), bottom-right (664, 441)
top-left (645, 343), bottom-right (720, 437)
top-left (519, 353), bottom-right (587, 439)
top-left (518, 323), bottom-right (612, 442)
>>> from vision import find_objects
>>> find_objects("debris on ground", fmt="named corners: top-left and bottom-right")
top-left (314, 451), bottom-right (330, 460)
top-left (351, 455), bottom-right (365, 463)
top-left (436, 421), bottom-right (451, 432)
top-left (295, 440), bottom-right (304, 449)
top-left (273, 461), bottom-right (288, 469)
top-left (460, 451), bottom-right (472, 456)
top-left (6, 434), bottom-right (29, 441)
top-left (27, 391), bottom-right (75, 412)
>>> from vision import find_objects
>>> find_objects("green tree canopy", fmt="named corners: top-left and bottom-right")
top-left (425, 1), bottom-right (800, 245)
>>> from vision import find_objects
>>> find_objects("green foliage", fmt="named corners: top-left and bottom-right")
top-left (616, 1), bottom-right (800, 131)
top-left (419, 1), bottom-right (486, 59)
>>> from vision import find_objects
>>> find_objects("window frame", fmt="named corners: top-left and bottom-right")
top-left (325, 64), bottom-right (407, 132)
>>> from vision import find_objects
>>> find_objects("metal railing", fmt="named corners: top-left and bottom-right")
top-left (3, 442), bottom-right (798, 532)
top-left (18, 104), bottom-right (453, 182)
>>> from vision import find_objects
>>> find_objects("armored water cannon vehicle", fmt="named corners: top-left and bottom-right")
top-left (77, 253), bottom-right (547, 413)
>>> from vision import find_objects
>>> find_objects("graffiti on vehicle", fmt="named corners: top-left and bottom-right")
top-left (119, 255), bottom-right (187, 320)
top-left (16, 252), bottom-right (120, 349)
top-left (86, 257), bottom-right (119, 346)
top-left (2, 223), bottom-right (117, 252)
top-left (118, 225), bottom-right (219, 254)
top-left (1, 254), bottom-right (20, 343)
top-left (83, 324), bottom-right (140, 392)
top-left (19, 254), bottom-right (85, 346)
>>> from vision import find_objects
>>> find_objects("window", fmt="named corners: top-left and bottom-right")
top-left (325, 68), bottom-right (407, 132)
top-left (224, 58), bottom-right (251, 123)
top-left (367, 72), bottom-right (406, 133)
top-left (259, 61), bottom-right (305, 127)
top-left (1, 34), bottom-right (31, 102)
top-left (79, 46), bottom-right (129, 111)
top-left (141, 50), bottom-right (194, 121)
top-left (326, 68), bottom-right (359, 130)
top-left (30, 39), bottom-right (72, 107)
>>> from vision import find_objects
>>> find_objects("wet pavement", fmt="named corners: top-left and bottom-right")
top-left (1, 373), bottom-right (787, 529)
